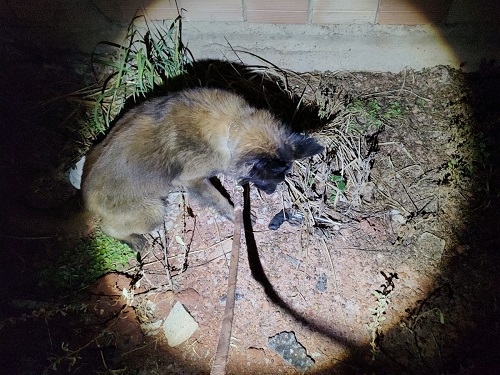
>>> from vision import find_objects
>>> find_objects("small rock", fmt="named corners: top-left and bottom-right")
top-left (268, 331), bottom-right (314, 371)
top-left (219, 291), bottom-right (245, 304)
top-left (315, 272), bottom-right (327, 292)
top-left (163, 302), bottom-right (199, 347)
top-left (439, 67), bottom-right (451, 83)
top-left (360, 182), bottom-right (376, 203)
top-left (68, 155), bottom-right (86, 189)
top-left (390, 209), bottom-right (407, 224)
top-left (418, 232), bottom-right (446, 264)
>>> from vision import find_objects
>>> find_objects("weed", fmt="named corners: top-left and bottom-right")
top-left (441, 114), bottom-right (491, 186)
top-left (366, 271), bottom-right (399, 360)
top-left (348, 99), bottom-right (382, 132)
top-left (416, 97), bottom-right (427, 108)
top-left (383, 101), bottom-right (403, 119)
top-left (400, 284), bottom-right (452, 371)
top-left (47, 322), bottom-right (128, 374)
top-left (347, 98), bottom-right (404, 135)
top-left (329, 173), bottom-right (347, 204)
top-left (366, 99), bottom-right (382, 119)
top-left (48, 341), bottom-right (82, 373)
top-left (75, 15), bottom-right (192, 144)
top-left (442, 157), bottom-right (463, 184)
top-left (347, 98), bottom-right (398, 136)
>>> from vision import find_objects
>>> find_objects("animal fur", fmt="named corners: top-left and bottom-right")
top-left (81, 88), bottom-right (324, 250)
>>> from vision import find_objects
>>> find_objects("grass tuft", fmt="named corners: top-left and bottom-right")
top-left (71, 15), bottom-right (192, 148)
top-left (41, 229), bottom-right (136, 291)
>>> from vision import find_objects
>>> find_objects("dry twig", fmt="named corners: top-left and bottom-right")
top-left (210, 186), bottom-right (244, 375)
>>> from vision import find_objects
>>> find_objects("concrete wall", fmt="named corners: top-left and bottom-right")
top-left (0, 0), bottom-right (499, 72)
top-left (5, 0), bottom-right (492, 26)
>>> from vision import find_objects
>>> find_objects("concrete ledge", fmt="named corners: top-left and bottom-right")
top-left (183, 22), bottom-right (499, 72)
top-left (1, 9), bottom-right (498, 73)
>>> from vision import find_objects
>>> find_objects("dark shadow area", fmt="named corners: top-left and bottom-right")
top-left (436, 66), bottom-right (500, 373)
top-left (184, 59), bottom-right (331, 132)
top-left (0, 28), bottom-right (207, 374)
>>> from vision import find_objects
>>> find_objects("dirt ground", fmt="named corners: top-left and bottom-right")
top-left (0, 40), bottom-right (499, 375)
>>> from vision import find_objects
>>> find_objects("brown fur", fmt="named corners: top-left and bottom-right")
top-left (82, 88), bottom-right (324, 250)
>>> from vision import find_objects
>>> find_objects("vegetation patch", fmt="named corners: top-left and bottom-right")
top-left (40, 230), bottom-right (135, 291)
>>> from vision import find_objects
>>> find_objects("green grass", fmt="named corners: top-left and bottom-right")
top-left (77, 15), bottom-right (192, 142)
top-left (329, 173), bottom-right (347, 203)
top-left (346, 98), bottom-right (404, 135)
top-left (41, 230), bottom-right (136, 291)
top-left (383, 101), bottom-right (403, 119)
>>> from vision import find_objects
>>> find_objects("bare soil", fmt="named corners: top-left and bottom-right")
top-left (0, 42), bottom-right (499, 375)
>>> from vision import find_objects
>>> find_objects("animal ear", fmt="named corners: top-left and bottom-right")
top-left (288, 133), bottom-right (324, 159)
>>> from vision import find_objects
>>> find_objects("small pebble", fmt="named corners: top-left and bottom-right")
top-left (268, 331), bottom-right (314, 371)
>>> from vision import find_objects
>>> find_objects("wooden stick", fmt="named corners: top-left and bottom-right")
top-left (210, 186), bottom-right (244, 375)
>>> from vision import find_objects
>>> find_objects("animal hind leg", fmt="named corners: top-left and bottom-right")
top-left (98, 200), bottom-right (166, 251)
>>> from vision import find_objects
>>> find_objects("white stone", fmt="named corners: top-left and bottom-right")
top-left (163, 302), bottom-right (199, 347)
top-left (68, 155), bottom-right (86, 189)
top-left (390, 209), bottom-right (407, 224)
